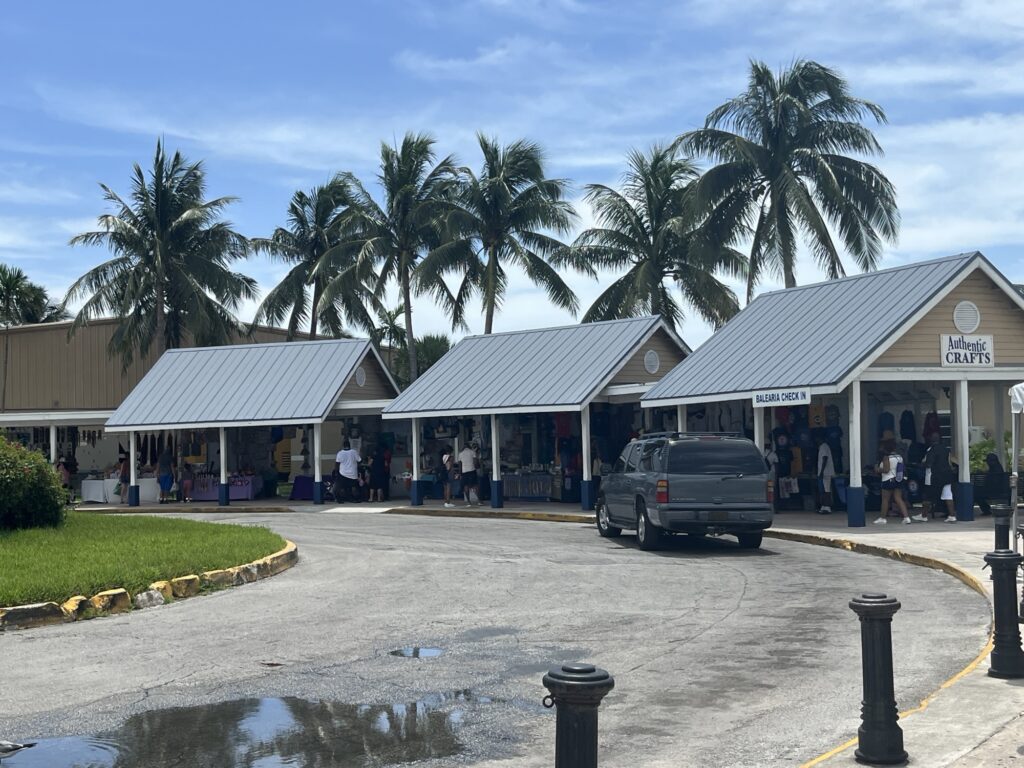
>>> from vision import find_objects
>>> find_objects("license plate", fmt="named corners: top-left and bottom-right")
top-left (709, 510), bottom-right (729, 522)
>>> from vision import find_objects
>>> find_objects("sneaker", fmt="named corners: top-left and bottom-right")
top-left (443, 502), bottom-right (454, 508)
top-left (911, 514), bottom-right (928, 522)
top-left (817, 507), bottom-right (831, 515)
top-left (873, 517), bottom-right (887, 525)
top-left (946, 516), bottom-right (957, 523)
top-left (903, 517), bottom-right (912, 525)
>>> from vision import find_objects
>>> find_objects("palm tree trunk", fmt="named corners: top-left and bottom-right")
top-left (155, 284), bottom-right (167, 355)
top-left (308, 280), bottom-right (323, 339)
top-left (484, 246), bottom-right (498, 335)
top-left (401, 272), bottom-right (418, 382)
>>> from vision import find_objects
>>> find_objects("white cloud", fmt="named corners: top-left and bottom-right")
top-left (0, 180), bottom-right (77, 204)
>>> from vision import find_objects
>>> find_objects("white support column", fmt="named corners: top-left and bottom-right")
top-left (753, 406), bottom-right (764, 452)
top-left (958, 379), bottom-right (971, 484)
top-left (313, 423), bottom-right (323, 484)
top-left (994, 383), bottom-right (1005, 468)
top-left (582, 405), bottom-right (592, 482)
top-left (676, 404), bottom-right (686, 433)
top-left (491, 415), bottom-right (501, 482)
top-left (49, 424), bottom-right (57, 463)
top-left (850, 381), bottom-right (862, 489)
top-left (411, 418), bottom-right (420, 481)
top-left (219, 427), bottom-right (228, 485)
top-left (643, 407), bottom-right (653, 432)
top-left (129, 431), bottom-right (138, 486)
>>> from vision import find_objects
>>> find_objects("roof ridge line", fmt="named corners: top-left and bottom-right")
top-left (462, 315), bottom-right (658, 341)
top-left (164, 337), bottom-right (368, 353)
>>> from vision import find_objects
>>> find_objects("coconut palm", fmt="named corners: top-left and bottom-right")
top-left (676, 59), bottom-right (899, 299)
top-left (419, 134), bottom-right (578, 333)
top-left (19, 284), bottom-right (69, 324)
top-left (0, 265), bottom-right (64, 410)
top-left (250, 180), bottom-right (376, 339)
top-left (326, 133), bottom-right (458, 382)
top-left (561, 144), bottom-right (745, 331)
top-left (370, 304), bottom-right (407, 375)
top-left (66, 140), bottom-right (256, 366)
top-left (393, 332), bottom-right (451, 389)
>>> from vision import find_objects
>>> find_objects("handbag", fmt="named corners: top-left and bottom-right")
top-left (113, 481), bottom-right (122, 495)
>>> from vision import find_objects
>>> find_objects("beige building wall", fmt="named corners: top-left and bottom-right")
top-left (0, 319), bottom-right (306, 413)
top-left (608, 328), bottom-right (687, 386)
top-left (874, 271), bottom-right (1024, 367)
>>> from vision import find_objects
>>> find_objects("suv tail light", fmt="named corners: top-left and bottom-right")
top-left (766, 479), bottom-right (774, 504)
top-left (656, 479), bottom-right (669, 504)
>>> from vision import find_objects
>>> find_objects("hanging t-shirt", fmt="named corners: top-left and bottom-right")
top-left (878, 411), bottom-right (895, 439)
top-left (899, 410), bottom-right (917, 441)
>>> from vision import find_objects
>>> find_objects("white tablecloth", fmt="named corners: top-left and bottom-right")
top-left (80, 479), bottom-right (108, 503)
top-left (80, 477), bottom-right (159, 504)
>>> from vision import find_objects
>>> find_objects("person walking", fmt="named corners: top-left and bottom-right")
top-left (815, 435), bottom-right (834, 515)
top-left (334, 439), bottom-right (361, 503)
top-left (368, 444), bottom-right (388, 502)
top-left (118, 454), bottom-right (130, 504)
top-left (156, 444), bottom-right (175, 504)
top-left (440, 445), bottom-right (455, 508)
top-left (923, 436), bottom-right (959, 522)
top-left (459, 441), bottom-right (480, 506)
top-left (874, 439), bottom-right (925, 525)
top-left (180, 462), bottom-right (194, 503)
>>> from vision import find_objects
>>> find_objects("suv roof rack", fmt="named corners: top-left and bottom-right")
top-left (638, 431), bottom-right (744, 440)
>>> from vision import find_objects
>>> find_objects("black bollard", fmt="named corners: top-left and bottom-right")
top-left (849, 593), bottom-right (907, 765)
top-left (991, 505), bottom-right (1012, 551)
top-left (985, 549), bottom-right (1024, 678)
top-left (542, 663), bottom-right (615, 768)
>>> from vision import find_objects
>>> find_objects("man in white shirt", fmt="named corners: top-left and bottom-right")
top-left (458, 443), bottom-right (480, 506)
top-left (816, 437), bottom-right (834, 514)
top-left (334, 439), bottom-right (361, 503)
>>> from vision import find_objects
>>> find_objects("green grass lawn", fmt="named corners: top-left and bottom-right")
top-left (0, 512), bottom-right (286, 606)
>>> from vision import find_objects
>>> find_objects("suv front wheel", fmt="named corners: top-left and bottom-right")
top-left (636, 498), bottom-right (660, 551)
top-left (596, 497), bottom-right (622, 538)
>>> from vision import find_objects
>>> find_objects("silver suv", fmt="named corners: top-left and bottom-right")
top-left (596, 433), bottom-right (773, 550)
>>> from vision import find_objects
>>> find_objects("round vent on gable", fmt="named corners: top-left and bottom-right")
top-left (643, 349), bottom-right (660, 375)
top-left (355, 366), bottom-right (367, 387)
top-left (953, 301), bottom-right (981, 333)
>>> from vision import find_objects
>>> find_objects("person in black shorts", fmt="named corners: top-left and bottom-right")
top-left (440, 446), bottom-right (455, 508)
top-left (458, 442), bottom-right (480, 506)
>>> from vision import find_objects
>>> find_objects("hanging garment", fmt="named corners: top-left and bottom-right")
top-left (923, 412), bottom-right (941, 443)
top-left (877, 411), bottom-right (895, 440)
top-left (899, 410), bottom-right (916, 441)
top-left (809, 403), bottom-right (826, 429)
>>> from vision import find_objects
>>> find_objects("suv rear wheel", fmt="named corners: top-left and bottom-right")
top-left (636, 498), bottom-right (660, 551)
top-left (596, 497), bottom-right (621, 538)
top-left (737, 532), bottom-right (763, 549)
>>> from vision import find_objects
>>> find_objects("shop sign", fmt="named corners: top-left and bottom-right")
top-left (940, 334), bottom-right (994, 368)
top-left (751, 388), bottom-right (811, 407)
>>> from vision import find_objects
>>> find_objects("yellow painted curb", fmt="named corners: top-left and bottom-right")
top-left (0, 538), bottom-right (298, 630)
top-left (767, 530), bottom-right (994, 768)
top-left (384, 506), bottom-right (595, 524)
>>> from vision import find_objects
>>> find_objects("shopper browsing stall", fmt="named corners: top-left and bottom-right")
top-left (334, 439), bottom-right (361, 503)
top-left (459, 442), bottom-right (480, 506)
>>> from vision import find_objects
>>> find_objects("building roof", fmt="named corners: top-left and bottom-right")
top-left (382, 316), bottom-right (684, 418)
top-left (106, 339), bottom-right (385, 431)
top-left (644, 252), bottom-right (988, 406)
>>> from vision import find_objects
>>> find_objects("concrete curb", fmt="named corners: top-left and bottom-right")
top-left (0, 539), bottom-right (298, 631)
top-left (766, 529), bottom-right (995, 768)
top-left (384, 506), bottom-right (596, 524)
top-left (82, 505), bottom-right (296, 515)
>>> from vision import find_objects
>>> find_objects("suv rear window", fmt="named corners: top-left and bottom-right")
top-left (666, 441), bottom-right (765, 475)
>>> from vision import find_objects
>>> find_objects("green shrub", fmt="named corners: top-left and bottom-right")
top-left (0, 437), bottom-right (66, 530)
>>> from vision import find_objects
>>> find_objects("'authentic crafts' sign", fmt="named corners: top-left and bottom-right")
top-left (752, 388), bottom-right (811, 407)
top-left (940, 334), bottom-right (994, 368)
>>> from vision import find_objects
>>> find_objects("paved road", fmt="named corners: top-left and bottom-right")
top-left (1, 512), bottom-right (990, 767)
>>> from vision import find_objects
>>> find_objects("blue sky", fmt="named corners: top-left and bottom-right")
top-left (1, 0), bottom-right (1022, 347)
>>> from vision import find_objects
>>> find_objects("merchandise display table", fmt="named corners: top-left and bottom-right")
top-left (80, 479), bottom-right (108, 503)
top-left (502, 473), bottom-right (553, 500)
top-left (191, 475), bottom-right (262, 501)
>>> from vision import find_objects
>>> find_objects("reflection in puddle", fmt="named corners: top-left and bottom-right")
top-left (7, 692), bottom-right (487, 767)
top-left (389, 646), bottom-right (444, 658)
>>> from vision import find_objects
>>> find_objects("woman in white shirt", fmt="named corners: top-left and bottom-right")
top-left (874, 439), bottom-right (926, 525)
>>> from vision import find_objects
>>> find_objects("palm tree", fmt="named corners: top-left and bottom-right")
top-left (250, 180), bottom-right (377, 339)
top-left (419, 134), bottom-right (578, 333)
top-left (327, 133), bottom-right (458, 382)
top-left (561, 144), bottom-right (745, 331)
top-left (676, 59), bottom-right (899, 299)
top-left (66, 140), bottom-right (256, 366)
top-left (393, 332), bottom-right (451, 389)
top-left (370, 304), bottom-right (407, 375)
top-left (0, 265), bottom-right (48, 410)
top-left (20, 284), bottom-right (69, 324)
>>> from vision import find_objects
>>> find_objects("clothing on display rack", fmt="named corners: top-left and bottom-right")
top-left (899, 410), bottom-right (917, 442)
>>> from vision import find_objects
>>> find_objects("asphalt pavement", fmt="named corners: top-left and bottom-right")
top-left (0, 510), bottom-right (991, 767)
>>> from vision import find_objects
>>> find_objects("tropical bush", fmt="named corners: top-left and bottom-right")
top-left (0, 437), bottom-right (66, 530)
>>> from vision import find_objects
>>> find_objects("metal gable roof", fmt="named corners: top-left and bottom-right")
top-left (644, 252), bottom-right (983, 405)
top-left (106, 338), bottom-right (372, 430)
top-left (382, 316), bottom-right (674, 417)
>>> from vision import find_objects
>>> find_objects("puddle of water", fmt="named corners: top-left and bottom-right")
top-left (7, 692), bottom-right (487, 767)
top-left (389, 646), bottom-right (444, 658)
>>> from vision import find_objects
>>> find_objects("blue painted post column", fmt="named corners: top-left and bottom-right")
top-left (312, 423), bottom-right (323, 504)
top-left (956, 379), bottom-right (975, 520)
top-left (490, 414), bottom-right (503, 508)
top-left (847, 380), bottom-right (866, 527)
top-left (409, 418), bottom-right (424, 506)
top-left (128, 430), bottom-right (140, 507)
top-left (218, 426), bottom-right (230, 506)
top-left (580, 404), bottom-right (595, 511)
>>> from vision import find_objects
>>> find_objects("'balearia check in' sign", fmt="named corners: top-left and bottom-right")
top-left (940, 334), bottom-right (994, 367)
top-left (751, 388), bottom-right (811, 407)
